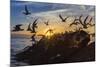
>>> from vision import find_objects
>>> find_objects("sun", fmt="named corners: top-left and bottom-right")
top-left (44, 28), bottom-right (54, 37)
top-left (45, 31), bottom-right (53, 37)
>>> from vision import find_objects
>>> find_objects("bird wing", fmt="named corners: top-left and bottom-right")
top-left (84, 15), bottom-right (89, 24)
top-left (64, 16), bottom-right (69, 20)
top-left (59, 14), bottom-right (64, 20)
top-left (89, 17), bottom-right (93, 23)
top-left (33, 18), bottom-right (38, 24)
top-left (16, 24), bottom-right (23, 27)
top-left (27, 23), bottom-right (32, 31)
top-left (25, 5), bottom-right (28, 13)
top-left (32, 19), bottom-right (38, 29)
top-left (79, 15), bottom-right (83, 20)
top-left (44, 20), bottom-right (49, 25)
top-left (70, 23), bottom-right (76, 26)
top-left (78, 15), bottom-right (84, 26)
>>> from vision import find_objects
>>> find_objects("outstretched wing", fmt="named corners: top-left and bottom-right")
top-left (70, 23), bottom-right (75, 26)
top-left (25, 5), bottom-right (28, 13)
top-left (59, 14), bottom-right (64, 20)
top-left (64, 16), bottom-right (69, 21)
top-left (16, 24), bottom-right (23, 27)
top-left (12, 24), bottom-right (23, 31)
top-left (27, 23), bottom-right (32, 31)
top-left (84, 15), bottom-right (89, 24)
top-left (44, 20), bottom-right (49, 25)
top-left (23, 5), bottom-right (31, 15)
top-left (78, 15), bottom-right (84, 26)
top-left (79, 15), bottom-right (83, 19)
top-left (32, 18), bottom-right (38, 28)
top-left (33, 19), bottom-right (38, 24)
top-left (70, 22), bottom-right (80, 26)
top-left (89, 17), bottom-right (93, 23)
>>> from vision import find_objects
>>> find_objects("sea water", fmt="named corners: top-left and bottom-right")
top-left (11, 34), bottom-right (34, 66)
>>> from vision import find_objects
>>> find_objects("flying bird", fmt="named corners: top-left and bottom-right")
top-left (31, 19), bottom-right (38, 33)
top-left (69, 15), bottom-right (82, 27)
top-left (70, 18), bottom-right (80, 27)
top-left (89, 17), bottom-right (93, 23)
top-left (87, 23), bottom-right (95, 27)
top-left (59, 14), bottom-right (68, 22)
top-left (44, 20), bottom-right (49, 26)
top-left (27, 23), bottom-right (32, 31)
top-left (78, 15), bottom-right (90, 29)
top-left (83, 15), bottom-right (89, 25)
top-left (23, 5), bottom-right (31, 15)
top-left (12, 24), bottom-right (24, 31)
top-left (70, 22), bottom-right (80, 27)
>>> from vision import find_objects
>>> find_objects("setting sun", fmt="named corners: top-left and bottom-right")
top-left (45, 31), bottom-right (53, 37)
top-left (44, 28), bottom-right (55, 37)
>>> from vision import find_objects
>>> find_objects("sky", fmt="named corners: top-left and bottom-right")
top-left (11, 1), bottom-right (95, 35)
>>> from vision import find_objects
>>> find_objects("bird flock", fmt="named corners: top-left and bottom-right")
top-left (12, 5), bottom-right (95, 35)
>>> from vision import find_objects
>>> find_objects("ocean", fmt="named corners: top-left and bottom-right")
top-left (11, 34), bottom-right (34, 66)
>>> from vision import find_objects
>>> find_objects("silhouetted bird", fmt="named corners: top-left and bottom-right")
top-left (70, 19), bottom-right (80, 26)
top-left (87, 17), bottom-right (95, 27)
top-left (31, 19), bottom-right (38, 33)
top-left (70, 22), bottom-right (80, 27)
top-left (59, 14), bottom-right (68, 22)
top-left (44, 20), bottom-right (49, 26)
top-left (78, 15), bottom-right (92, 29)
top-left (12, 24), bottom-right (24, 31)
top-left (27, 23), bottom-right (32, 31)
top-left (69, 15), bottom-right (83, 27)
top-left (88, 24), bottom-right (95, 27)
top-left (83, 15), bottom-right (89, 24)
top-left (23, 5), bottom-right (31, 15)
top-left (89, 17), bottom-right (93, 23)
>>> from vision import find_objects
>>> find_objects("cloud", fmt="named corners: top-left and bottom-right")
top-left (29, 5), bottom-right (95, 20)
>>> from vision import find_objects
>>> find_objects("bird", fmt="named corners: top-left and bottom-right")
top-left (59, 14), bottom-right (68, 22)
top-left (27, 23), bottom-right (32, 31)
top-left (23, 5), bottom-right (31, 15)
top-left (31, 19), bottom-right (38, 33)
top-left (87, 23), bottom-right (95, 27)
top-left (12, 24), bottom-right (24, 31)
top-left (69, 15), bottom-right (82, 27)
top-left (70, 18), bottom-right (80, 27)
top-left (89, 17), bottom-right (93, 23)
top-left (70, 22), bottom-right (80, 27)
top-left (83, 15), bottom-right (89, 25)
top-left (44, 20), bottom-right (49, 26)
top-left (78, 15), bottom-right (90, 29)
top-left (86, 17), bottom-right (95, 27)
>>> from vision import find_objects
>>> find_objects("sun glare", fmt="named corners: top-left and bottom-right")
top-left (44, 28), bottom-right (55, 37)
top-left (45, 31), bottom-right (53, 37)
